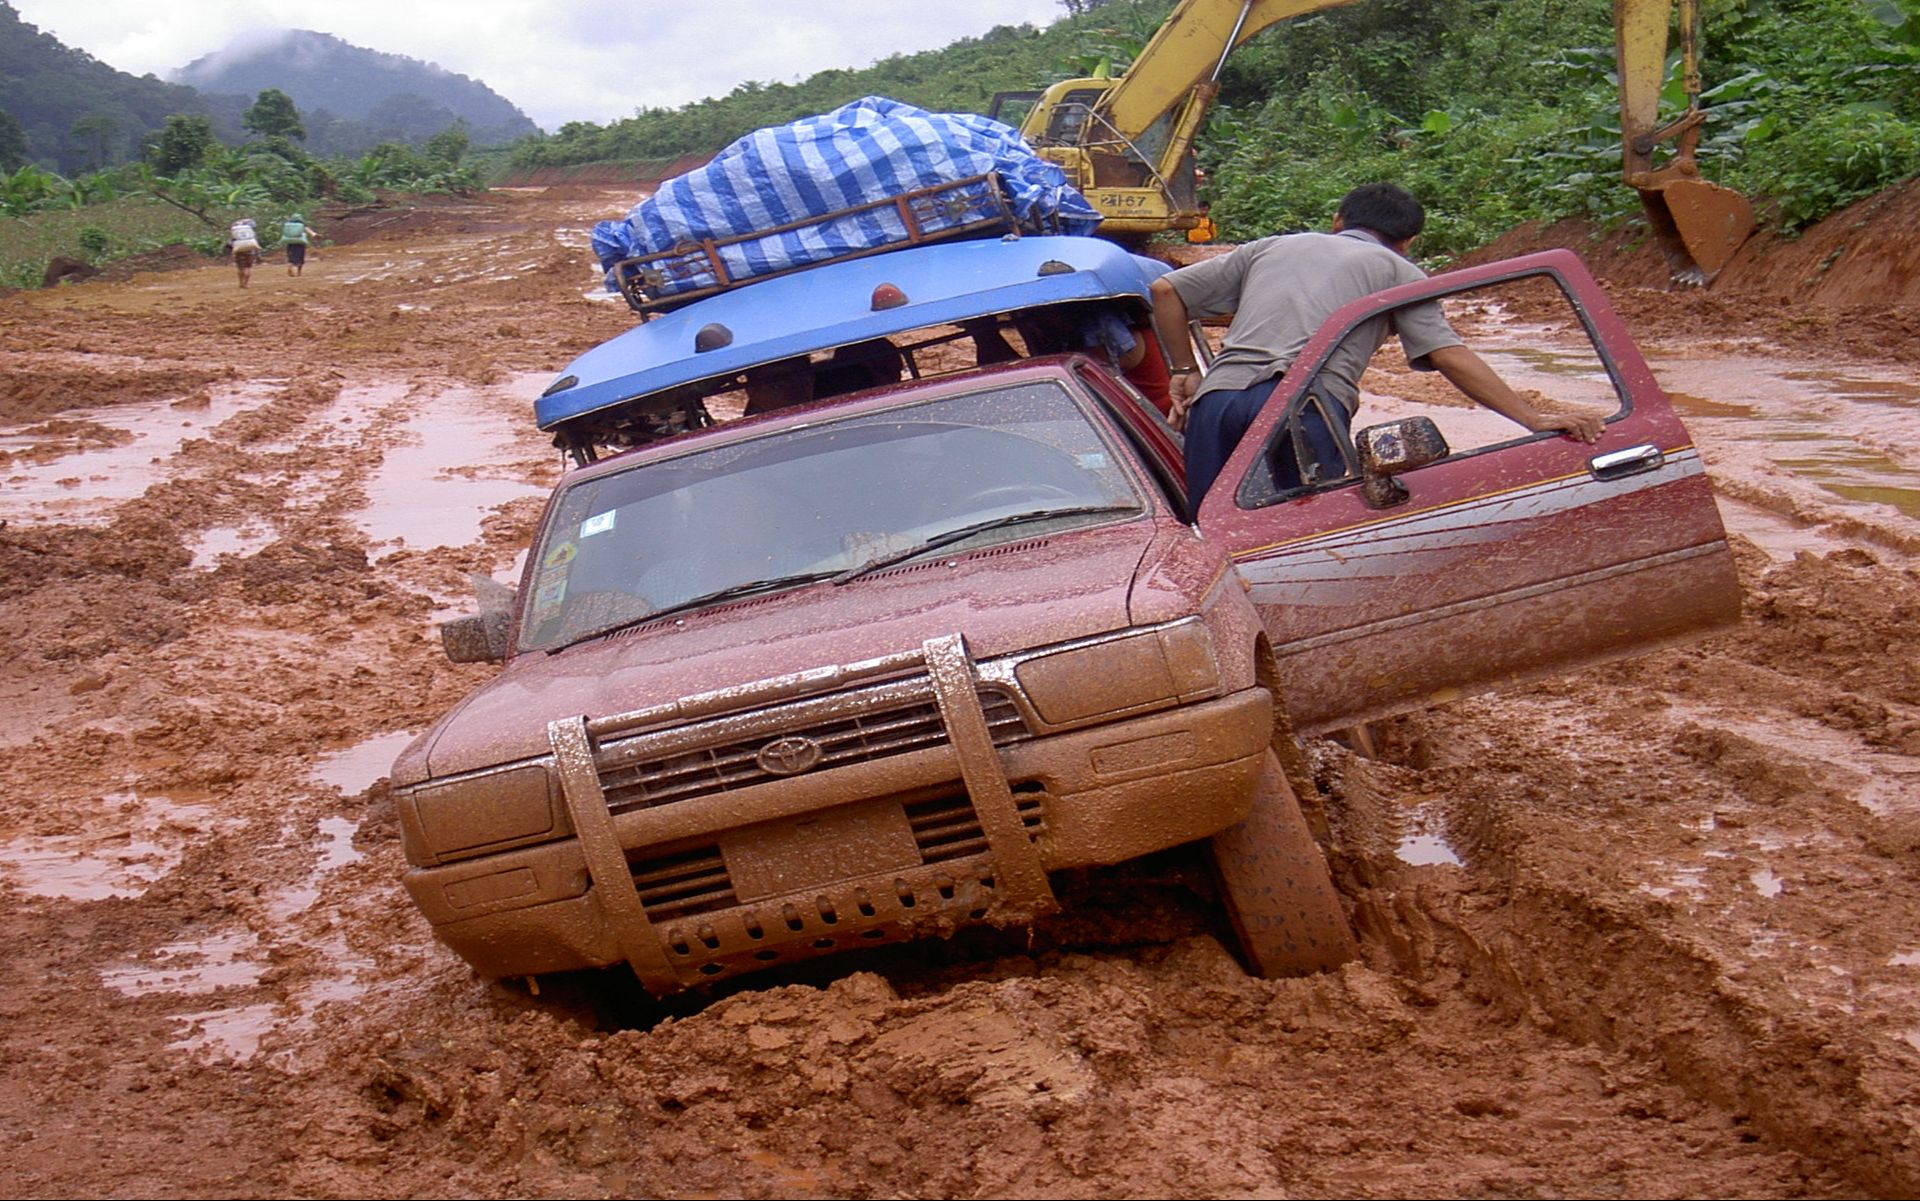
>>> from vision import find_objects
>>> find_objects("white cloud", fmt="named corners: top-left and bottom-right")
top-left (9, 0), bottom-right (1068, 130)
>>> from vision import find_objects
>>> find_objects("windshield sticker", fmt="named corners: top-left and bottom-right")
top-left (530, 576), bottom-right (568, 625)
top-left (580, 511), bottom-right (617, 538)
top-left (530, 541), bottom-right (577, 627)
top-left (1076, 452), bottom-right (1109, 469)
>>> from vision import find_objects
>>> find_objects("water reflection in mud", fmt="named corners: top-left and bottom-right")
top-left (312, 731), bottom-right (418, 796)
top-left (0, 387), bottom-right (268, 526)
top-left (1652, 359), bottom-right (1920, 553)
top-left (101, 932), bottom-right (263, 997)
top-left (169, 1003), bottom-right (280, 1058)
top-left (1441, 323), bottom-right (1919, 559)
top-left (0, 791), bottom-right (223, 900)
top-left (188, 524), bottom-right (276, 569)
top-left (353, 386), bottom-right (546, 552)
top-left (1396, 832), bottom-right (1464, 867)
top-left (1394, 799), bottom-right (1464, 867)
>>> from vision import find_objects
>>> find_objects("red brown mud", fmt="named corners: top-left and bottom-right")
top-left (1, 187), bottom-right (1915, 1198)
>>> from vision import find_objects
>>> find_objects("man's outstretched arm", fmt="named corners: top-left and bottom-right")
top-left (1425, 344), bottom-right (1605, 443)
top-left (1149, 277), bottom-right (1202, 430)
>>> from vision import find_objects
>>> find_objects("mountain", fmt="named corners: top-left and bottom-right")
top-left (0, 1), bottom-right (218, 173)
top-left (173, 30), bottom-right (539, 153)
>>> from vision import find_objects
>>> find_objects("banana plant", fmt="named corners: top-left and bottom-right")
top-left (0, 165), bottom-right (70, 216)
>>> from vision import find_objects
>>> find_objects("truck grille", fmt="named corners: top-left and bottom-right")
top-left (632, 844), bottom-right (735, 920)
top-left (599, 687), bottom-right (1027, 815)
top-left (628, 792), bottom-right (1043, 922)
top-left (906, 793), bottom-right (1044, 864)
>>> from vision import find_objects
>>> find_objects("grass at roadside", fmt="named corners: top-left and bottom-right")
top-left (0, 198), bottom-right (248, 290)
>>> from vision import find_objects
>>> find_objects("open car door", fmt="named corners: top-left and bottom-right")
top-left (1194, 250), bottom-right (1740, 734)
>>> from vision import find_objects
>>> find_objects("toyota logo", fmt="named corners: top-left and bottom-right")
top-left (756, 735), bottom-right (824, 776)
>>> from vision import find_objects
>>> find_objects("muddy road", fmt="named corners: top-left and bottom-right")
top-left (1, 187), bottom-right (1915, 1198)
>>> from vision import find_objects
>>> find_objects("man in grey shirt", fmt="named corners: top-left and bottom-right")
top-left (1150, 183), bottom-right (1602, 504)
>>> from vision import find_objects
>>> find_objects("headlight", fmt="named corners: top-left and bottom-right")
top-left (395, 762), bottom-right (559, 865)
top-left (1013, 620), bottom-right (1220, 726)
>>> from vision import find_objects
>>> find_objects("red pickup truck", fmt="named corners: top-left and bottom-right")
top-left (396, 234), bottom-right (1739, 996)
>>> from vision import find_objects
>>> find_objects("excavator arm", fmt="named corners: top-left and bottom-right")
top-left (1615, 0), bottom-right (1756, 282)
top-left (1097, 0), bottom-right (1364, 140)
top-left (1017, 0), bottom-right (1757, 275)
top-left (1009, 0), bottom-right (1364, 236)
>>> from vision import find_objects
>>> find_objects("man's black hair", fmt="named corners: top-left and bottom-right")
top-left (1337, 183), bottom-right (1425, 244)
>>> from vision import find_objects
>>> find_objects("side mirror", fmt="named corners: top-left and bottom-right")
top-left (1354, 417), bottom-right (1450, 509)
top-left (439, 574), bottom-right (516, 664)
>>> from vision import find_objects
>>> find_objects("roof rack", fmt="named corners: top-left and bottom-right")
top-left (608, 172), bottom-right (1058, 317)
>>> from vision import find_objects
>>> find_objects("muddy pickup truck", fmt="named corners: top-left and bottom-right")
top-left (390, 232), bottom-right (1740, 997)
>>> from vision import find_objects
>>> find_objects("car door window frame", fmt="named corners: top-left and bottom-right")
top-left (1230, 260), bottom-right (1634, 512)
top-left (1072, 360), bottom-right (1189, 520)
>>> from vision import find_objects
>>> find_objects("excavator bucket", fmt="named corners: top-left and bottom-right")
top-left (1641, 175), bottom-right (1756, 279)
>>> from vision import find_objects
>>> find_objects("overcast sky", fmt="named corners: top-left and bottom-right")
top-left (11, 0), bottom-right (1069, 131)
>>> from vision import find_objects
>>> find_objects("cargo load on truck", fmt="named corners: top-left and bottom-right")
top-left (589, 96), bottom-right (1103, 315)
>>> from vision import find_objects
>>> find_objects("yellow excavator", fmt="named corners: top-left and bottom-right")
top-left (995, 0), bottom-right (1755, 282)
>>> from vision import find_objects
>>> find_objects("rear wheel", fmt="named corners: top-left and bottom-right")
top-left (1209, 749), bottom-right (1355, 977)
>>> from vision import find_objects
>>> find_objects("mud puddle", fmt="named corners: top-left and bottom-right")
top-left (313, 731), bottom-right (420, 797)
top-left (1656, 357), bottom-right (1920, 555)
top-left (355, 380), bottom-right (550, 554)
top-left (0, 385), bottom-right (270, 525)
top-left (0, 790), bottom-right (230, 901)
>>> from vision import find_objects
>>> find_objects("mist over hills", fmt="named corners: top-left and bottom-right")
top-left (0, 1), bottom-right (212, 172)
top-left (174, 29), bottom-right (539, 154)
top-left (0, 4), bottom-right (537, 172)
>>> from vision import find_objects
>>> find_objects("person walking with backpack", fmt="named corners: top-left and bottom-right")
top-left (281, 212), bottom-right (318, 277)
top-left (227, 217), bottom-right (260, 288)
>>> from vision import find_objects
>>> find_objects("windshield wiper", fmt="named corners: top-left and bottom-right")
top-left (546, 569), bottom-right (842, 653)
top-left (831, 505), bottom-right (1139, 586)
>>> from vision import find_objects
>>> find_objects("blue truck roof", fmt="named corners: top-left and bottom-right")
top-left (536, 234), bottom-right (1171, 433)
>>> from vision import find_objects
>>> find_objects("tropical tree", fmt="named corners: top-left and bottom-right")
top-left (69, 114), bottom-right (120, 171)
top-left (148, 114), bottom-right (215, 174)
top-left (243, 89), bottom-right (306, 142)
top-left (0, 110), bottom-right (29, 172)
top-left (423, 120), bottom-right (470, 167)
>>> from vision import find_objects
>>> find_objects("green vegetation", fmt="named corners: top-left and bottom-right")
top-left (7, 0), bottom-right (1916, 287)
top-left (0, 1), bottom-right (212, 176)
top-left (0, 87), bottom-right (483, 289)
top-left (171, 28), bottom-right (539, 155)
top-left (242, 89), bottom-right (306, 143)
top-left (0, 195), bottom-right (233, 289)
top-left (0, 5), bottom-right (539, 174)
top-left (507, 0), bottom-right (1920, 257)
top-left (1198, 0), bottom-right (1920, 253)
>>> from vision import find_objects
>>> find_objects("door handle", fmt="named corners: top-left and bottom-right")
top-left (1589, 443), bottom-right (1664, 481)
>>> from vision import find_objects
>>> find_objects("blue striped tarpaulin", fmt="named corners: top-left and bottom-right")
top-left (590, 96), bottom-right (1101, 299)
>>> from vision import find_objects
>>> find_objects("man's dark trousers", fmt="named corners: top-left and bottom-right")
top-left (1184, 376), bottom-right (1346, 506)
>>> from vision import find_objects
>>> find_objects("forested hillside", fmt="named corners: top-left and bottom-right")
top-left (0, 4), bottom-right (533, 173)
top-left (0, 2), bottom-right (220, 173)
top-left (176, 30), bottom-right (538, 156)
top-left (509, 0), bottom-right (1920, 257)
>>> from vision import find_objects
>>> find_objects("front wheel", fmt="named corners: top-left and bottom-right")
top-left (1209, 749), bottom-right (1355, 977)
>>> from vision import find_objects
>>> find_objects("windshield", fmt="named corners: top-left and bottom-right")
top-left (519, 380), bottom-right (1145, 651)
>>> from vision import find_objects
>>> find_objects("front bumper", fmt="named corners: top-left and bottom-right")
top-left (403, 633), bottom-right (1269, 992)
